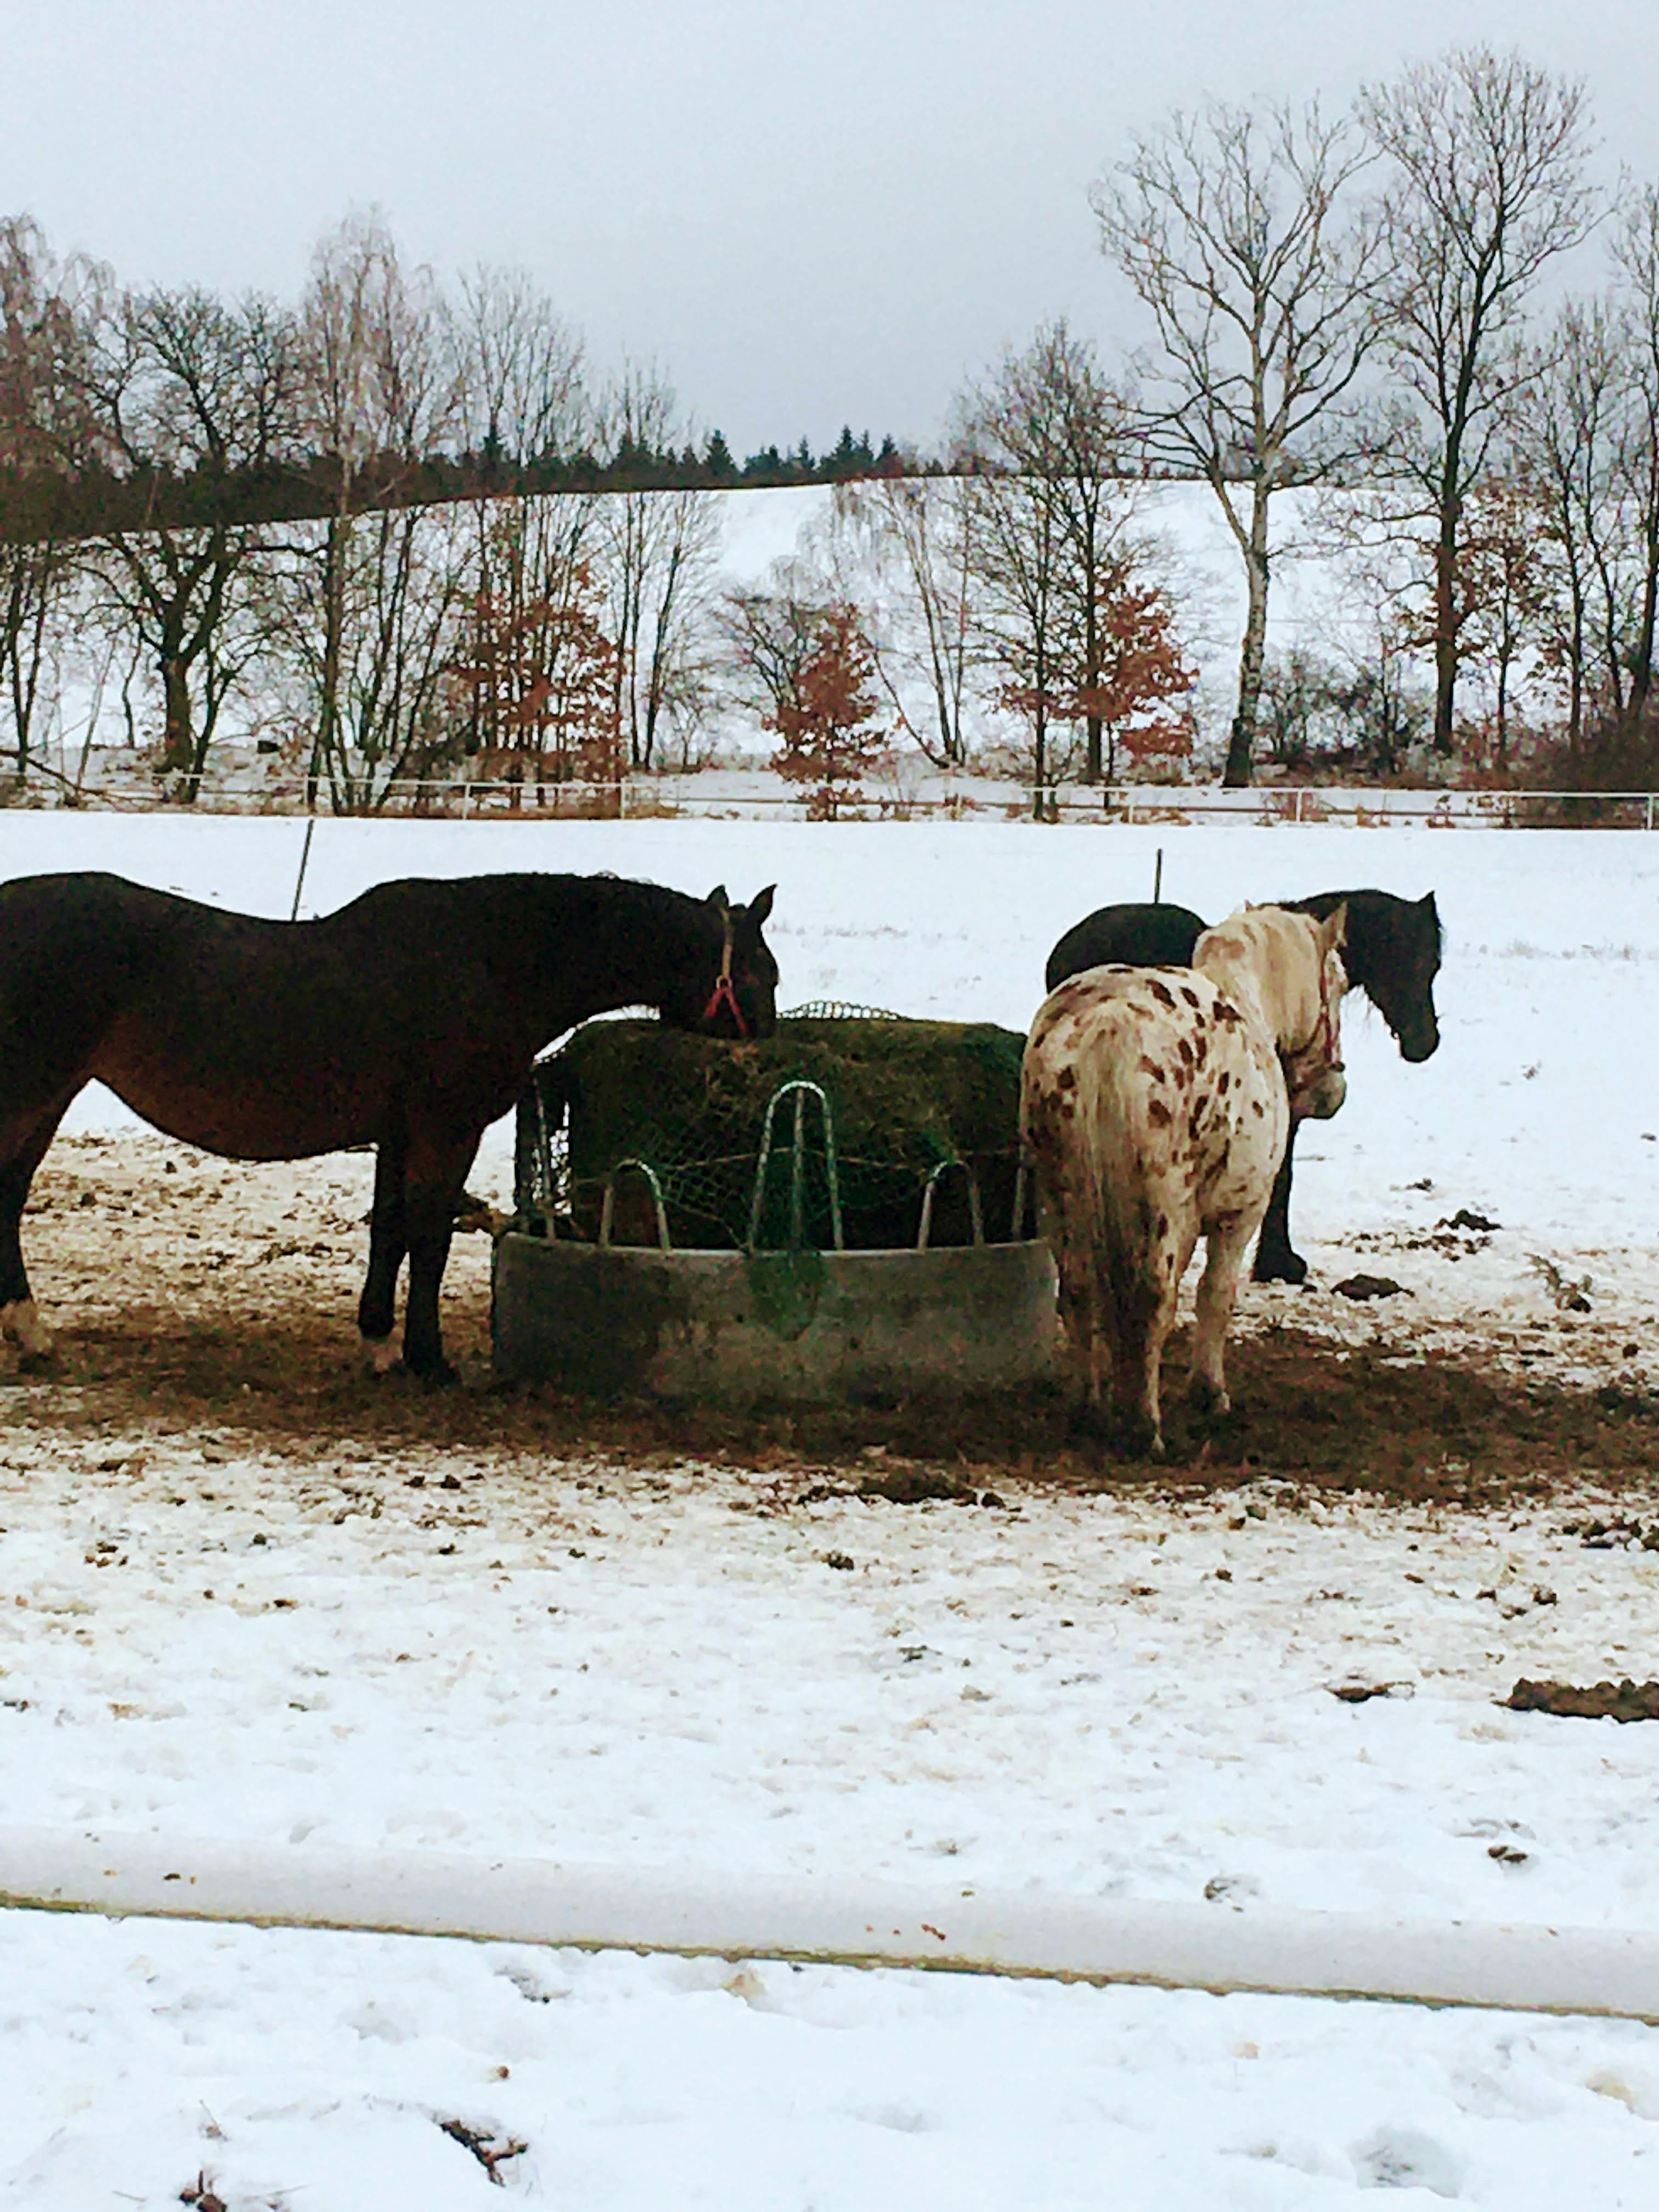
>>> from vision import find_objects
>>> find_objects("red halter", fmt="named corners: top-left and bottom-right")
top-left (702, 910), bottom-right (749, 1037)
top-left (1295, 947), bottom-right (1345, 1079)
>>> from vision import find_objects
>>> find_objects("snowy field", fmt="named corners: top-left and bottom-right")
top-left (4, 814), bottom-right (1659, 2207)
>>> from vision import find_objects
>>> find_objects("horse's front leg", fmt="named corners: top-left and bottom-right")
top-left (1189, 1211), bottom-right (1256, 1415)
top-left (399, 1122), bottom-right (485, 1384)
top-left (1251, 1124), bottom-right (1305, 1284)
top-left (358, 1131), bottom-right (409, 1374)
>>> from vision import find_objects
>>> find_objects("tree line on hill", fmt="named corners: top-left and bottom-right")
top-left (3, 41), bottom-right (1659, 805)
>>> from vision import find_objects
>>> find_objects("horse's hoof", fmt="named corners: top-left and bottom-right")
top-left (1188, 1377), bottom-right (1231, 1419)
top-left (1252, 1247), bottom-right (1308, 1285)
top-left (411, 1358), bottom-right (461, 1390)
top-left (364, 1336), bottom-right (403, 1376)
top-left (1, 1299), bottom-right (54, 1360)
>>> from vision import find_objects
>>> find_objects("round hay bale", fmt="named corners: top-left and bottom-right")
top-left (518, 1016), bottom-right (1028, 1251)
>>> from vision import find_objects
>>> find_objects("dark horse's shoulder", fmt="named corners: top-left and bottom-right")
top-left (1045, 901), bottom-right (1208, 991)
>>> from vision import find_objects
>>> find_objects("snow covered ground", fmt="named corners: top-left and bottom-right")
top-left (3, 814), bottom-right (1659, 2207)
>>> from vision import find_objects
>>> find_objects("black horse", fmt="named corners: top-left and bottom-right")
top-left (0, 871), bottom-right (778, 1379)
top-left (1044, 889), bottom-right (1441, 1281)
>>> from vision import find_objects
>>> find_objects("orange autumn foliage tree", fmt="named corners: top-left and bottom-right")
top-left (1077, 568), bottom-right (1196, 776)
top-left (765, 603), bottom-right (891, 819)
top-left (997, 556), bottom-right (1195, 790)
top-left (450, 559), bottom-right (624, 805)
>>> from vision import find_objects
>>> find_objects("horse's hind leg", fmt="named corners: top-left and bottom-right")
top-left (0, 1097), bottom-right (77, 1361)
top-left (399, 1120), bottom-right (485, 1384)
top-left (1251, 1126), bottom-right (1305, 1283)
top-left (359, 1130), bottom-right (409, 1373)
top-left (1189, 1213), bottom-right (1256, 1415)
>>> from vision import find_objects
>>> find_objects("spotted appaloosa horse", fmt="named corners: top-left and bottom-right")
top-left (1045, 889), bottom-right (1442, 1283)
top-left (1022, 904), bottom-right (1348, 1457)
top-left (0, 871), bottom-right (778, 1382)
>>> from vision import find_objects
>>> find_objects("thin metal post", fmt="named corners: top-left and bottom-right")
top-left (289, 815), bottom-right (316, 922)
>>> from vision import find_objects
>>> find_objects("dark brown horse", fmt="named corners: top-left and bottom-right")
top-left (0, 870), bottom-right (778, 1380)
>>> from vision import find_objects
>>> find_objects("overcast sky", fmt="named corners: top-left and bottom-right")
top-left (6, 1), bottom-right (1655, 454)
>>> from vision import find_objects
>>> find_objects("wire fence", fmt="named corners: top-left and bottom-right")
top-left (7, 772), bottom-right (1659, 827)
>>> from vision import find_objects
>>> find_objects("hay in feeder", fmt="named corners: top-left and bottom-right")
top-left (522, 1015), bottom-right (1027, 1251)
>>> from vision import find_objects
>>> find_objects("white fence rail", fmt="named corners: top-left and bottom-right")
top-left (8, 774), bottom-right (1659, 826)
top-left (4, 1826), bottom-right (1658, 2021)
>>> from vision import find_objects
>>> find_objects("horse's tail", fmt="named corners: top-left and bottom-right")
top-left (1023, 995), bottom-right (1167, 1345)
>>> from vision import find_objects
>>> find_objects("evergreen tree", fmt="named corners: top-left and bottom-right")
top-left (703, 428), bottom-right (737, 480)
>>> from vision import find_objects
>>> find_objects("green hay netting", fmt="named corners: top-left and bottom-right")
top-left (516, 1015), bottom-right (1028, 1252)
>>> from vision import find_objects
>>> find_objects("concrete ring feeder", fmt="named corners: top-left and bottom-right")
top-left (492, 1007), bottom-right (1059, 1406)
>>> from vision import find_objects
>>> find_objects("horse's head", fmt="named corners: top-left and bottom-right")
top-left (1358, 891), bottom-right (1442, 1063)
top-left (663, 884), bottom-right (779, 1041)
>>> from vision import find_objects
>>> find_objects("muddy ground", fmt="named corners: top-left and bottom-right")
top-left (4, 1132), bottom-right (1659, 1510)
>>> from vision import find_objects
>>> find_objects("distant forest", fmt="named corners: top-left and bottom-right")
top-left (0, 424), bottom-right (914, 550)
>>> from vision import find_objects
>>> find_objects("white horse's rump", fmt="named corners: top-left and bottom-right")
top-left (1022, 905), bottom-right (1347, 1455)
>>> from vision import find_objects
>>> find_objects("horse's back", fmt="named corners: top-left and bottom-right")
top-left (1028, 963), bottom-right (1220, 1169)
top-left (1045, 902), bottom-right (1206, 991)
top-left (1026, 961), bottom-right (1283, 1221)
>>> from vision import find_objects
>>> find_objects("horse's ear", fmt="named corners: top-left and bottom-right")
top-left (1318, 902), bottom-right (1348, 956)
top-left (748, 884), bottom-right (775, 926)
top-left (706, 884), bottom-right (730, 912)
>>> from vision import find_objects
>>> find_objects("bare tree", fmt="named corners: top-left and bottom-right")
top-left (828, 469), bottom-right (974, 767)
top-left (1360, 46), bottom-right (1598, 754)
top-left (1093, 99), bottom-right (1383, 784)
top-left (278, 214), bottom-right (470, 808)
top-left (447, 265), bottom-right (604, 773)
top-left (961, 323), bottom-right (1142, 781)
top-left (1610, 182), bottom-right (1659, 733)
top-left (0, 215), bottom-right (88, 776)
top-left (64, 278), bottom-right (301, 795)
top-left (718, 559), bottom-right (838, 731)
top-left (1515, 298), bottom-right (1627, 757)
top-left (958, 465), bottom-right (1069, 815)
top-left (448, 261), bottom-right (586, 481)
top-left (597, 365), bottom-right (723, 769)
top-left (956, 328), bottom-right (1193, 804)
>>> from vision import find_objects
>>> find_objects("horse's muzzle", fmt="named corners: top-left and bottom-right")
top-left (1294, 1067), bottom-right (1347, 1121)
